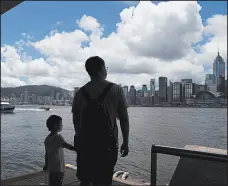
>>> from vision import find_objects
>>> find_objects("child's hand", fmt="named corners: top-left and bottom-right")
top-left (43, 165), bottom-right (48, 171)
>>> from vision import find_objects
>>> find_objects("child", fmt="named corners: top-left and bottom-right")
top-left (43, 115), bottom-right (75, 186)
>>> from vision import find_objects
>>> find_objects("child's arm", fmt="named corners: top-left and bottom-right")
top-left (63, 142), bottom-right (76, 151)
top-left (59, 134), bottom-right (76, 151)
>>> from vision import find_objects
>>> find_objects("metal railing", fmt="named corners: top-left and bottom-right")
top-left (150, 144), bottom-right (228, 186)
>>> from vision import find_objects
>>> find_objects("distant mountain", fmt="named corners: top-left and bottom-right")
top-left (1, 85), bottom-right (70, 98)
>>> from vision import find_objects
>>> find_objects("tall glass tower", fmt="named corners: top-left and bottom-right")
top-left (213, 51), bottom-right (225, 86)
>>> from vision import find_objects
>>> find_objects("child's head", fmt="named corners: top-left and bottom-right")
top-left (46, 115), bottom-right (63, 132)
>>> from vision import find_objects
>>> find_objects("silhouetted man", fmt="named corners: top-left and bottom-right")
top-left (72, 56), bottom-right (129, 186)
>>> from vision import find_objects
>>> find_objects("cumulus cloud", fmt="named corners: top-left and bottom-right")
top-left (116, 1), bottom-right (203, 60)
top-left (1, 1), bottom-right (227, 90)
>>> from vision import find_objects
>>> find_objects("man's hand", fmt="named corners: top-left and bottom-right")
top-left (120, 143), bottom-right (129, 157)
top-left (43, 165), bottom-right (48, 171)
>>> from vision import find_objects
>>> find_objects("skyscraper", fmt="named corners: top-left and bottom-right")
top-left (142, 85), bottom-right (148, 97)
top-left (172, 82), bottom-right (182, 103)
top-left (167, 81), bottom-right (173, 103)
top-left (217, 75), bottom-right (225, 93)
top-left (184, 83), bottom-right (197, 100)
top-left (213, 51), bottom-right (225, 86)
top-left (159, 77), bottom-right (168, 103)
top-left (129, 85), bottom-right (136, 105)
top-left (181, 79), bottom-right (192, 103)
top-left (205, 74), bottom-right (215, 91)
top-left (24, 89), bottom-right (28, 103)
top-left (150, 79), bottom-right (156, 96)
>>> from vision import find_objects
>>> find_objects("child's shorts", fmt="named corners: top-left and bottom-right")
top-left (49, 172), bottom-right (64, 186)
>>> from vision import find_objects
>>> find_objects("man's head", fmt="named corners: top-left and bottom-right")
top-left (85, 56), bottom-right (107, 79)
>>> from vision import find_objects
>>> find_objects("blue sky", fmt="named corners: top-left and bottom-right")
top-left (1, 1), bottom-right (227, 89)
top-left (1, 1), bottom-right (227, 46)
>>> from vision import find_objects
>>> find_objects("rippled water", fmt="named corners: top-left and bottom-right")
top-left (1, 106), bottom-right (227, 184)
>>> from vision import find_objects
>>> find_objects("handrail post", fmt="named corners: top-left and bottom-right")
top-left (151, 144), bottom-right (157, 186)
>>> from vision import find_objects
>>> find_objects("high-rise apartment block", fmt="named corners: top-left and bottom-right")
top-left (159, 77), bottom-right (168, 103)
top-left (150, 79), bottom-right (155, 96)
top-left (172, 82), bottom-right (182, 103)
top-left (129, 85), bottom-right (136, 105)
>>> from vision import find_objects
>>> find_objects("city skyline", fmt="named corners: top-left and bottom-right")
top-left (1, 1), bottom-right (227, 90)
top-left (1, 49), bottom-right (226, 92)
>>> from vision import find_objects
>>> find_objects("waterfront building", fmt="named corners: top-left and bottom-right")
top-left (159, 77), bottom-right (168, 103)
top-left (205, 74), bottom-right (215, 90)
top-left (184, 83), bottom-right (198, 100)
top-left (186, 90), bottom-right (227, 106)
top-left (181, 79), bottom-right (192, 103)
top-left (56, 92), bottom-right (60, 100)
top-left (24, 89), bottom-right (28, 104)
top-left (150, 79), bottom-right (156, 96)
top-left (129, 85), bottom-right (136, 105)
top-left (31, 94), bottom-right (36, 104)
top-left (142, 85), bottom-right (148, 97)
top-left (167, 81), bottom-right (173, 103)
top-left (20, 93), bottom-right (24, 103)
top-left (172, 82), bottom-right (182, 104)
top-left (154, 90), bottom-right (159, 105)
top-left (217, 75), bottom-right (225, 93)
top-left (140, 96), bottom-right (150, 106)
top-left (197, 84), bottom-right (207, 92)
top-left (213, 51), bottom-right (225, 86)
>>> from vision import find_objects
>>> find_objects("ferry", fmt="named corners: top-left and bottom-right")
top-left (39, 106), bottom-right (51, 111)
top-left (1, 101), bottom-right (15, 113)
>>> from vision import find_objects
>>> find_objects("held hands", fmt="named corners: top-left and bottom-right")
top-left (43, 165), bottom-right (48, 171)
top-left (120, 143), bottom-right (129, 157)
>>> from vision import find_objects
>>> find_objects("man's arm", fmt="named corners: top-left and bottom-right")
top-left (43, 145), bottom-right (48, 171)
top-left (117, 86), bottom-right (129, 156)
top-left (72, 91), bottom-right (81, 135)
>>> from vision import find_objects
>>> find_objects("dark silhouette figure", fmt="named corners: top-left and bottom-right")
top-left (43, 115), bottom-right (76, 186)
top-left (72, 56), bottom-right (129, 186)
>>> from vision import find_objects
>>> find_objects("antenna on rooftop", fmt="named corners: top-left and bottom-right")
top-left (218, 44), bottom-right (220, 55)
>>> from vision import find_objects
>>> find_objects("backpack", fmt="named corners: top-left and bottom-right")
top-left (78, 83), bottom-right (116, 152)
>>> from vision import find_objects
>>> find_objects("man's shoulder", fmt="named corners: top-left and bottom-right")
top-left (74, 86), bottom-right (84, 98)
top-left (108, 81), bottom-right (121, 92)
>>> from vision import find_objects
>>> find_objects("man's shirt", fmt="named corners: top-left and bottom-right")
top-left (71, 83), bottom-right (128, 146)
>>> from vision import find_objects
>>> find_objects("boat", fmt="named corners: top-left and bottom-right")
top-left (1, 101), bottom-right (15, 113)
top-left (39, 106), bottom-right (50, 111)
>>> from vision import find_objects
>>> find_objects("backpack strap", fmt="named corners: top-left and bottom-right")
top-left (81, 87), bottom-right (91, 103)
top-left (82, 83), bottom-right (114, 103)
top-left (97, 83), bottom-right (114, 102)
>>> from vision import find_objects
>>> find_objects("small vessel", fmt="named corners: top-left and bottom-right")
top-left (1, 101), bottom-right (15, 113)
top-left (39, 106), bottom-right (50, 111)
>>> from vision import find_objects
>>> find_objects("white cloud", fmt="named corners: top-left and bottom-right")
top-left (21, 33), bottom-right (34, 40)
top-left (76, 15), bottom-right (104, 35)
top-left (1, 1), bottom-right (227, 90)
top-left (198, 14), bottom-right (227, 67)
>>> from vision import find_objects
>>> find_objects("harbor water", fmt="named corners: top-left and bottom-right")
top-left (1, 106), bottom-right (227, 185)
